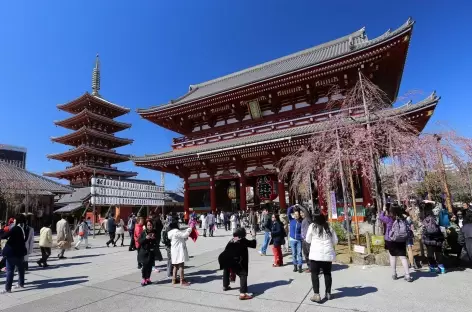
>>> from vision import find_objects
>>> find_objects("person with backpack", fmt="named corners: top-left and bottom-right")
top-left (161, 219), bottom-right (173, 278)
top-left (218, 227), bottom-right (257, 300)
top-left (379, 206), bottom-right (412, 282)
top-left (114, 214), bottom-right (125, 247)
top-left (422, 211), bottom-right (446, 274)
top-left (128, 213), bottom-right (136, 251)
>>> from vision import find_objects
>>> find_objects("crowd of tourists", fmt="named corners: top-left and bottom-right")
top-left (2, 201), bottom-right (472, 303)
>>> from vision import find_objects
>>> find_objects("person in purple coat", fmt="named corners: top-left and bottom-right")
top-left (379, 206), bottom-right (412, 282)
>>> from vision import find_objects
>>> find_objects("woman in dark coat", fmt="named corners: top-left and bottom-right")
top-left (138, 219), bottom-right (158, 286)
top-left (218, 228), bottom-right (256, 300)
top-left (458, 210), bottom-right (472, 266)
top-left (270, 214), bottom-right (285, 267)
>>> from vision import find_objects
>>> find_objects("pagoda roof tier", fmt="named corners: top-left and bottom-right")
top-left (57, 92), bottom-right (130, 118)
top-left (138, 19), bottom-right (413, 116)
top-left (47, 145), bottom-right (131, 163)
top-left (44, 165), bottom-right (137, 180)
top-left (133, 92), bottom-right (439, 166)
top-left (51, 126), bottom-right (134, 148)
top-left (54, 109), bottom-right (131, 133)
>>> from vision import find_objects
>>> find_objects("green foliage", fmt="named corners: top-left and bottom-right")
top-left (331, 221), bottom-right (347, 242)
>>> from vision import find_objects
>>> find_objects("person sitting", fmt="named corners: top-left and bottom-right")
top-left (218, 228), bottom-right (256, 300)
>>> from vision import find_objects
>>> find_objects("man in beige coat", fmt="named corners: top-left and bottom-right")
top-left (56, 215), bottom-right (73, 259)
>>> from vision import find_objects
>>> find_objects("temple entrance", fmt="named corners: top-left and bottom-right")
top-left (189, 189), bottom-right (210, 212)
top-left (215, 179), bottom-right (239, 212)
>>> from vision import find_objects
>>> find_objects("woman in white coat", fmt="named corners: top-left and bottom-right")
top-left (200, 213), bottom-right (209, 237)
top-left (230, 213), bottom-right (238, 233)
top-left (24, 221), bottom-right (34, 271)
top-left (305, 210), bottom-right (338, 303)
top-left (167, 222), bottom-right (192, 286)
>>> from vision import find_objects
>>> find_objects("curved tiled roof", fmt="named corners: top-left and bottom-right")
top-left (0, 161), bottom-right (73, 194)
top-left (44, 165), bottom-right (137, 179)
top-left (54, 109), bottom-right (131, 132)
top-left (57, 92), bottom-right (130, 116)
top-left (138, 19), bottom-right (413, 114)
top-left (47, 145), bottom-right (131, 162)
top-left (133, 92), bottom-right (439, 162)
top-left (51, 126), bottom-right (134, 147)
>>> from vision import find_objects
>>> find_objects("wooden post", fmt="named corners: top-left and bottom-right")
top-left (278, 177), bottom-right (286, 211)
top-left (240, 174), bottom-right (247, 211)
top-left (335, 128), bottom-right (352, 261)
top-left (210, 176), bottom-right (216, 213)
top-left (184, 178), bottom-right (190, 220)
top-left (365, 232), bottom-right (372, 254)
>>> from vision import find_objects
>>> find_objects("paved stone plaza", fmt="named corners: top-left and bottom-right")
top-left (1, 228), bottom-right (471, 312)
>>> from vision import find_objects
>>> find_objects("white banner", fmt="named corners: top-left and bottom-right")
top-left (330, 191), bottom-right (338, 219)
top-left (91, 177), bottom-right (164, 206)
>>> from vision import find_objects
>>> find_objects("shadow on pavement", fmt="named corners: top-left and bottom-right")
top-left (70, 254), bottom-right (104, 260)
top-left (412, 271), bottom-right (443, 280)
top-left (185, 269), bottom-right (218, 277)
top-left (27, 262), bottom-right (92, 272)
top-left (250, 278), bottom-right (294, 296)
top-left (333, 286), bottom-right (378, 298)
top-left (16, 276), bottom-right (89, 292)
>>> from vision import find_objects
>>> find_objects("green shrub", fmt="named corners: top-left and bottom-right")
top-left (331, 221), bottom-right (347, 242)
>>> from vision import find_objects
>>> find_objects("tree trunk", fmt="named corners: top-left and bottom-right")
top-left (335, 129), bottom-right (352, 261)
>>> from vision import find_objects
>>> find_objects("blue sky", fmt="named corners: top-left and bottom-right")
top-left (0, 1), bottom-right (471, 191)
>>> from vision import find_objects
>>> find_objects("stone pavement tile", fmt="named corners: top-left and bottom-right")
top-left (1, 286), bottom-right (118, 312)
top-left (85, 277), bottom-right (142, 293)
top-left (300, 265), bottom-right (472, 312)
top-left (67, 292), bottom-right (297, 312)
top-left (0, 273), bottom-right (90, 310)
top-left (297, 303), bottom-right (358, 312)
top-left (125, 284), bottom-right (300, 312)
top-left (178, 260), bottom-right (311, 303)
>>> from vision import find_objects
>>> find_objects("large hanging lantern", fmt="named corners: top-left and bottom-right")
top-left (257, 176), bottom-right (277, 201)
top-left (227, 181), bottom-right (237, 200)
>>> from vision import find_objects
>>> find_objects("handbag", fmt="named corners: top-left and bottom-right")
top-left (79, 231), bottom-right (85, 237)
top-left (1, 243), bottom-right (13, 258)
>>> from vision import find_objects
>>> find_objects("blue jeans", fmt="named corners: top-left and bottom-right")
top-left (5, 256), bottom-right (25, 291)
top-left (260, 232), bottom-right (271, 254)
top-left (290, 239), bottom-right (303, 266)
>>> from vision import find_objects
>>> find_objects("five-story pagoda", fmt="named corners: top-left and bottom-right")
top-left (44, 55), bottom-right (137, 187)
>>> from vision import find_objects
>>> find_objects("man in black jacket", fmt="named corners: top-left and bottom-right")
top-left (219, 228), bottom-right (256, 300)
top-left (1, 214), bottom-right (27, 294)
top-left (106, 213), bottom-right (117, 247)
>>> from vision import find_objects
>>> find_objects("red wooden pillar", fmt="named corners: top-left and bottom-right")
top-left (240, 174), bottom-right (247, 211)
top-left (278, 178), bottom-right (286, 211)
top-left (184, 178), bottom-right (190, 221)
top-left (210, 176), bottom-right (216, 213)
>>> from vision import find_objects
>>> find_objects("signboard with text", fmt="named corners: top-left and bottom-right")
top-left (91, 177), bottom-right (164, 206)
